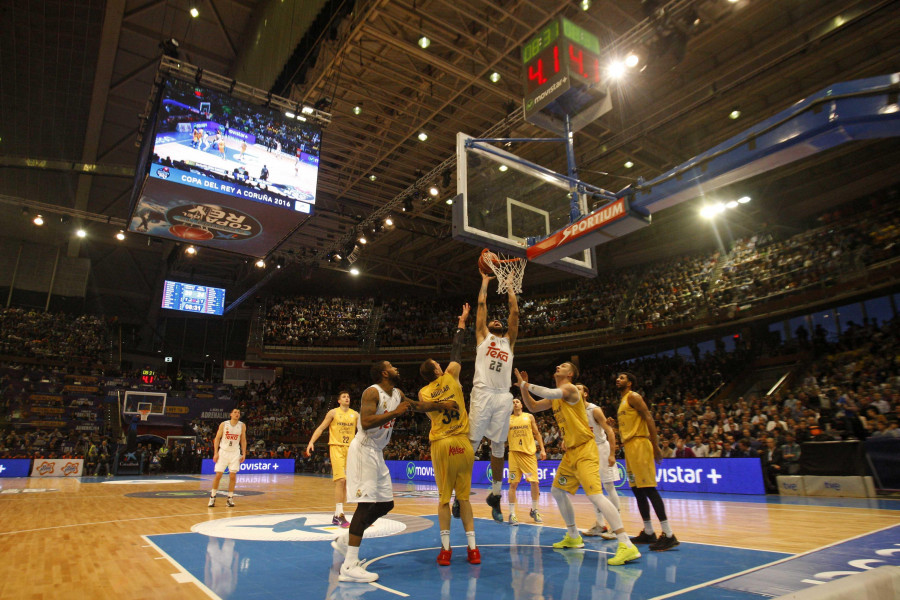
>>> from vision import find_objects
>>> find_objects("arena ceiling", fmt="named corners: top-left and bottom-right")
top-left (1, 0), bottom-right (900, 325)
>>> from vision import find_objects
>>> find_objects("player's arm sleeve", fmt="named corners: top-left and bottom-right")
top-left (526, 383), bottom-right (565, 400)
top-left (450, 327), bottom-right (465, 363)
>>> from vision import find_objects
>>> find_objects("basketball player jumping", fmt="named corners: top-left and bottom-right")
top-left (306, 391), bottom-right (359, 528)
top-left (615, 372), bottom-right (679, 551)
top-left (578, 384), bottom-right (620, 539)
top-left (417, 303), bottom-right (480, 566)
top-left (469, 270), bottom-right (519, 522)
top-left (507, 397), bottom-right (545, 525)
top-left (515, 364), bottom-right (640, 565)
top-left (208, 408), bottom-right (247, 508)
top-left (332, 361), bottom-right (411, 583)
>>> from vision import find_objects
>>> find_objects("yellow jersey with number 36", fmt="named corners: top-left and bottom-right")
top-left (420, 372), bottom-right (469, 442)
top-left (328, 408), bottom-right (358, 446)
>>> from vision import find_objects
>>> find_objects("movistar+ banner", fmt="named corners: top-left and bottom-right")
top-left (388, 457), bottom-right (764, 495)
top-left (201, 458), bottom-right (294, 475)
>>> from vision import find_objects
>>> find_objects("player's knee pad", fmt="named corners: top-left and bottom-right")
top-left (366, 500), bottom-right (394, 525)
top-left (348, 504), bottom-right (370, 537)
top-left (490, 440), bottom-right (505, 459)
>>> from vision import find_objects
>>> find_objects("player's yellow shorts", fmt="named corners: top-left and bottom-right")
top-left (431, 435), bottom-right (474, 504)
top-left (553, 440), bottom-right (603, 495)
top-left (624, 437), bottom-right (657, 488)
top-left (508, 450), bottom-right (539, 483)
top-left (329, 444), bottom-right (349, 480)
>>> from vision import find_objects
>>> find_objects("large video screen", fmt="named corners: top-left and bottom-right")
top-left (128, 77), bottom-right (321, 257)
top-left (161, 280), bottom-right (226, 315)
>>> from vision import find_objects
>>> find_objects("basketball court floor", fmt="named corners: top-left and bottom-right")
top-left (0, 473), bottom-right (897, 599)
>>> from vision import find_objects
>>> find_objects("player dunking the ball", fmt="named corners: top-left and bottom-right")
top-left (467, 269), bottom-right (519, 522)
top-left (305, 391), bottom-right (359, 527)
top-left (208, 408), bottom-right (247, 508)
top-left (332, 361), bottom-right (412, 583)
top-left (515, 363), bottom-right (640, 565)
top-left (615, 372), bottom-right (679, 551)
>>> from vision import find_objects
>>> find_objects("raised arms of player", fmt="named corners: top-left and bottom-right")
top-left (507, 285), bottom-right (519, 349)
top-left (627, 391), bottom-right (662, 464)
top-left (531, 413), bottom-right (547, 460)
top-left (213, 422), bottom-right (224, 462)
top-left (446, 303), bottom-right (470, 381)
top-left (359, 386), bottom-right (410, 430)
top-left (514, 369), bottom-right (579, 412)
top-left (305, 408), bottom-right (336, 456)
top-left (475, 272), bottom-right (492, 345)
top-left (593, 406), bottom-right (616, 466)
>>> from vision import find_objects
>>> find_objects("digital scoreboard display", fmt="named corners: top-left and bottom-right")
top-left (161, 280), bottom-right (226, 315)
top-left (128, 76), bottom-right (322, 258)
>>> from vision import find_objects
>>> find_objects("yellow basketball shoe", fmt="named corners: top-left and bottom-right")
top-left (552, 533), bottom-right (584, 549)
top-left (607, 542), bottom-right (641, 565)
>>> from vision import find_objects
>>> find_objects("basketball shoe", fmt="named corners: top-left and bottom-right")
top-left (607, 542), bottom-right (641, 566)
top-left (339, 560), bottom-right (378, 583)
top-left (466, 547), bottom-right (481, 564)
top-left (486, 493), bottom-right (503, 522)
top-left (333, 514), bottom-right (350, 528)
top-left (226, 497), bottom-right (235, 507)
top-left (207, 494), bottom-right (215, 507)
top-left (508, 513), bottom-right (519, 526)
top-left (650, 534), bottom-right (680, 551)
top-left (529, 508), bottom-right (543, 524)
top-left (552, 533), bottom-right (584, 549)
top-left (630, 531), bottom-right (658, 544)
top-left (437, 548), bottom-right (452, 566)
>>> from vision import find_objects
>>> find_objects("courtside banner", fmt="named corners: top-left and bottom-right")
top-left (30, 458), bottom-right (84, 477)
top-left (201, 458), bottom-right (294, 475)
top-left (388, 457), bottom-right (765, 495)
top-left (0, 459), bottom-right (32, 477)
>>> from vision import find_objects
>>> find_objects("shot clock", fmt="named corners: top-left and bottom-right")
top-left (521, 17), bottom-right (612, 134)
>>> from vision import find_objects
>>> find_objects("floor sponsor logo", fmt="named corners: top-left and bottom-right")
top-left (125, 490), bottom-right (265, 499)
top-left (191, 512), bottom-right (408, 542)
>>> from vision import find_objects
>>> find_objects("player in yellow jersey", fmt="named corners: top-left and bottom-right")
top-left (515, 362), bottom-right (640, 566)
top-left (615, 372), bottom-right (679, 551)
top-left (415, 303), bottom-right (481, 566)
top-left (306, 391), bottom-right (359, 527)
top-left (507, 398), bottom-right (546, 525)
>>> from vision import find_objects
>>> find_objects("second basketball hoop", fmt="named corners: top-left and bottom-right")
top-left (478, 248), bottom-right (526, 295)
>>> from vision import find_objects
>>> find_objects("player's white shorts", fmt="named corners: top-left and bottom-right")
top-left (468, 387), bottom-right (514, 444)
top-left (215, 451), bottom-right (242, 474)
top-left (345, 437), bottom-right (393, 503)
top-left (596, 440), bottom-right (617, 484)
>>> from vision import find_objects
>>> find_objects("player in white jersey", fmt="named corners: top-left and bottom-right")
top-left (577, 384), bottom-right (620, 539)
top-left (332, 360), bottom-right (411, 583)
top-left (208, 408), bottom-right (246, 508)
top-left (469, 270), bottom-right (519, 522)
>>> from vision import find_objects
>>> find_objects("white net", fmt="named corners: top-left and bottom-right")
top-left (487, 252), bottom-right (527, 295)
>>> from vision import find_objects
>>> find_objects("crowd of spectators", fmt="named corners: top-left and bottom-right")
top-left (264, 296), bottom-right (373, 346)
top-left (0, 308), bottom-right (109, 363)
top-left (261, 200), bottom-right (899, 347)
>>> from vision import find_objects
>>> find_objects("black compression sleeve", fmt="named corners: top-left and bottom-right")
top-left (450, 327), bottom-right (465, 363)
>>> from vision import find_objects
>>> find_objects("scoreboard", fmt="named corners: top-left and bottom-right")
top-left (161, 280), bottom-right (226, 315)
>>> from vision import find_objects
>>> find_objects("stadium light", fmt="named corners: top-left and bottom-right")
top-left (607, 60), bottom-right (626, 79)
top-left (33, 215), bottom-right (44, 226)
top-left (700, 206), bottom-right (715, 219)
top-left (353, 106), bottom-right (362, 115)
top-left (729, 109), bottom-right (741, 120)
top-left (255, 259), bottom-right (265, 268)
top-left (581, 0), bottom-right (591, 10)
top-left (76, 229), bottom-right (87, 238)
top-left (489, 72), bottom-right (501, 83)
top-left (429, 185), bottom-right (439, 197)
top-left (358, 235), bottom-right (367, 245)
top-left (116, 230), bottom-right (125, 241)
top-left (301, 106), bottom-right (314, 115)
top-left (625, 53), bottom-right (640, 68)
top-left (624, 161), bottom-right (634, 169)
top-left (726, 200), bottom-right (739, 209)
top-left (384, 217), bottom-right (393, 226)
top-left (285, 111), bottom-right (295, 118)
top-left (418, 36), bottom-right (431, 49)
top-left (190, 7), bottom-right (199, 18)
top-left (738, 196), bottom-right (751, 204)
top-left (185, 245), bottom-right (196, 255)
top-left (417, 131), bottom-right (428, 142)
top-left (446, 198), bottom-right (453, 205)
top-left (369, 174), bottom-right (377, 181)
top-left (349, 267), bottom-right (360, 276)
top-left (715, 202), bottom-right (726, 214)
top-left (498, 165), bottom-right (508, 172)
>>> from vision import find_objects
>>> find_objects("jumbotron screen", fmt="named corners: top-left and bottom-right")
top-left (128, 77), bottom-right (321, 257)
top-left (161, 280), bottom-right (226, 315)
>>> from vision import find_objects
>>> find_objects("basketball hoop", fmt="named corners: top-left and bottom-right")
top-left (485, 250), bottom-right (527, 295)
top-left (138, 409), bottom-right (150, 422)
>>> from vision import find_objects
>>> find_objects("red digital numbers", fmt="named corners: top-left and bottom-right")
top-left (569, 44), bottom-right (584, 78)
top-left (528, 61), bottom-right (546, 87)
top-left (527, 44), bottom-right (561, 91)
top-left (568, 43), bottom-right (600, 82)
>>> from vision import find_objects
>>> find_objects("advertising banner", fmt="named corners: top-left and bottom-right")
top-left (30, 458), bottom-right (84, 477)
top-left (201, 458), bottom-right (294, 475)
top-left (387, 457), bottom-right (765, 495)
top-left (0, 459), bottom-right (32, 478)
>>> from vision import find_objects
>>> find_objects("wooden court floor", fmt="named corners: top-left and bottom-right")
top-left (0, 473), bottom-right (897, 599)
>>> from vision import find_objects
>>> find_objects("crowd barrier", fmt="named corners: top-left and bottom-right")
top-left (387, 457), bottom-right (766, 495)
top-left (778, 474), bottom-right (877, 498)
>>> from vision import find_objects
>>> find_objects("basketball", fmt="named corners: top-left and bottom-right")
top-left (478, 249), bottom-right (498, 275)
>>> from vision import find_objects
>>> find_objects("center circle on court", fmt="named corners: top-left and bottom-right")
top-left (191, 512), bottom-right (418, 542)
